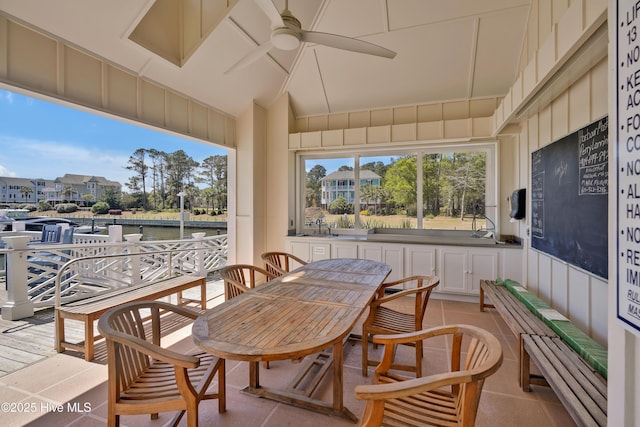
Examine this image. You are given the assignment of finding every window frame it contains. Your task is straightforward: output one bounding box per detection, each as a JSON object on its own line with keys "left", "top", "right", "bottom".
{"left": 296, "top": 141, "right": 498, "bottom": 235}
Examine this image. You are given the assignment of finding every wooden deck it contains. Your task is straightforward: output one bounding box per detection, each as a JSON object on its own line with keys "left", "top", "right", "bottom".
{"left": 0, "top": 276, "right": 225, "bottom": 376}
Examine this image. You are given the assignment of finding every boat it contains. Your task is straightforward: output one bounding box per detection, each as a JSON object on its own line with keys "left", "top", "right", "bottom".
{"left": 0, "top": 209, "right": 30, "bottom": 231}
{"left": 18, "top": 217, "right": 106, "bottom": 234}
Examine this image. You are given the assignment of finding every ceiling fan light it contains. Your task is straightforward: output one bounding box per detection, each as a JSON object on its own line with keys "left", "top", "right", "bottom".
{"left": 272, "top": 30, "right": 300, "bottom": 50}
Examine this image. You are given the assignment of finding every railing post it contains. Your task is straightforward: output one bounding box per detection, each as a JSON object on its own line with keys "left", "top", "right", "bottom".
{"left": 124, "top": 234, "right": 143, "bottom": 285}
{"left": 1, "top": 236, "right": 34, "bottom": 320}
{"left": 192, "top": 232, "right": 206, "bottom": 277}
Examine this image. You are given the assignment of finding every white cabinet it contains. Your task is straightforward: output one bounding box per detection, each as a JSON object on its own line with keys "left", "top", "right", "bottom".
{"left": 285, "top": 237, "right": 517, "bottom": 298}
{"left": 404, "top": 246, "right": 437, "bottom": 277}
{"left": 288, "top": 240, "right": 331, "bottom": 262}
{"left": 358, "top": 243, "right": 404, "bottom": 284}
{"left": 333, "top": 242, "right": 358, "bottom": 259}
{"left": 438, "top": 247, "right": 499, "bottom": 295}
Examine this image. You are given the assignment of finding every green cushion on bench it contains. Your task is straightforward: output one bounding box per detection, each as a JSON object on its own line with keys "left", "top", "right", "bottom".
{"left": 496, "top": 278, "right": 607, "bottom": 379}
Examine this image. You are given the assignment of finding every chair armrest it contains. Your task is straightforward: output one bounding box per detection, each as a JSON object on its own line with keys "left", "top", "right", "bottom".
{"left": 355, "top": 370, "right": 473, "bottom": 401}
{"left": 153, "top": 300, "right": 201, "bottom": 320}
{"left": 371, "top": 324, "right": 460, "bottom": 346}
{"left": 372, "top": 276, "right": 439, "bottom": 306}
{"left": 371, "top": 287, "right": 426, "bottom": 306}
{"left": 106, "top": 330, "right": 200, "bottom": 368}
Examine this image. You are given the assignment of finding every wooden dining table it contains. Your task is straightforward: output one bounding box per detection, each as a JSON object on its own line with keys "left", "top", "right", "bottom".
{"left": 192, "top": 258, "right": 391, "bottom": 422}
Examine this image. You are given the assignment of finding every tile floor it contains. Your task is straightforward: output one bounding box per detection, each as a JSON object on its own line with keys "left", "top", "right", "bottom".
{"left": 0, "top": 296, "right": 577, "bottom": 426}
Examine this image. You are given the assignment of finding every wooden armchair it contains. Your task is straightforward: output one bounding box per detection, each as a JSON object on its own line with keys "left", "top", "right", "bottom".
{"left": 97, "top": 301, "right": 225, "bottom": 427}
{"left": 219, "top": 264, "right": 276, "bottom": 368}
{"left": 261, "top": 251, "right": 307, "bottom": 277}
{"left": 219, "top": 264, "right": 276, "bottom": 300}
{"left": 362, "top": 275, "right": 439, "bottom": 377}
{"left": 355, "top": 324, "right": 503, "bottom": 427}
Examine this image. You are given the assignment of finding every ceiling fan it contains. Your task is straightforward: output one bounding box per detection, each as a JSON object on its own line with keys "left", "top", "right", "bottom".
{"left": 226, "top": 0, "right": 396, "bottom": 74}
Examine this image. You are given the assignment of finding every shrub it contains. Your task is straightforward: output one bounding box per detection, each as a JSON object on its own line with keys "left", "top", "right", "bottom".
{"left": 56, "top": 203, "right": 78, "bottom": 213}
{"left": 22, "top": 204, "right": 38, "bottom": 212}
{"left": 92, "top": 202, "right": 110, "bottom": 214}
{"left": 38, "top": 201, "right": 52, "bottom": 212}
{"left": 360, "top": 209, "right": 371, "bottom": 216}
{"left": 329, "top": 196, "right": 353, "bottom": 214}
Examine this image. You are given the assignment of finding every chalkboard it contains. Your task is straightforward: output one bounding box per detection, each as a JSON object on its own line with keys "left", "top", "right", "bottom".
{"left": 531, "top": 116, "right": 608, "bottom": 279}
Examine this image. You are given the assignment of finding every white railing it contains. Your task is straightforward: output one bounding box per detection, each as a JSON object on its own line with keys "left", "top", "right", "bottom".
{"left": 0, "top": 232, "right": 228, "bottom": 320}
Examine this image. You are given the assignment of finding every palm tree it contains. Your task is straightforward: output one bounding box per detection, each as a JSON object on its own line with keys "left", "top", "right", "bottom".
{"left": 19, "top": 186, "right": 33, "bottom": 203}
{"left": 61, "top": 185, "right": 75, "bottom": 202}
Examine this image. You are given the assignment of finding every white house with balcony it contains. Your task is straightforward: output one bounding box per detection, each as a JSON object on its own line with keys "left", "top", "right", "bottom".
{"left": 320, "top": 170, "right": 381, "bottom": 209}
{"left": 43, "top": 174, "right": 121, "bottom": 205}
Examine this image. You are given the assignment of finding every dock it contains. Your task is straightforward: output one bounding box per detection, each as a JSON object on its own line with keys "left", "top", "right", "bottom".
{"left": 0, "top": 276, "right": 225, "bottom": 376}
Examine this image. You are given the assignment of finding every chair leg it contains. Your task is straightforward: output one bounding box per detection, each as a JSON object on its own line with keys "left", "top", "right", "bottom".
{"left": 362, "top": 327, "right": 369, "bottom": 377}
{"left": 218, "top": 359, "right": 226, "bottom": 413}
{"left": 416, "top": 340, "right": 423, "bottom": 377}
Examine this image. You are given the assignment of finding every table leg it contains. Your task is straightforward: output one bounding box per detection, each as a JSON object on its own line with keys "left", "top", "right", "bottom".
{"left": 249, "top": 361, "right": 260, "bottom": 388}
{"left": 332, "top": 341, "right": 344, "bottom": 412}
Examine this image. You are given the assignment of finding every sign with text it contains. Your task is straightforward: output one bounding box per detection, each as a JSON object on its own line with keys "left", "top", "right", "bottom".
{"left": 617, "top": 0, "right": 640, "bottom": 333}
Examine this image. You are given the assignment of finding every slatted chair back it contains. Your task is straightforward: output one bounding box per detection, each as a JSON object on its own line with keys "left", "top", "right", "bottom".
{"left": 97, "top": 300, "right": 226, "bottom": 427}
{"left": 219, "top": 264, "right": 276, "bottom": 300}
{"left": 362, "top": 275, "right": 440, "bottom": 377}
{"left": 40, "top": 224, "right": 62, "bottom": 243}
{"left": 261, "top": 251, "right": 307, "bottom": 277}
{"left": 355, "top": 324, "right": 503, "bottom": 427}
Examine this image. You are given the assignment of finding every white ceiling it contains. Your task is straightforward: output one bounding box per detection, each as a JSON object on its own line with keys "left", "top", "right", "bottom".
{"left": 0, "top": 0, "right": 531, "bottom": 119}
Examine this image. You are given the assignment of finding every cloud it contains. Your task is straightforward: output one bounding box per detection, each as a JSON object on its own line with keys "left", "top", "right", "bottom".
{"left": 0, "top": 165, "right": 16, "bottom": 177}
{"left": 0, "top": 135, "right": 133, "bottom": 184}
{"left": 1, "top": 90, "right": 14, "bottom": 104}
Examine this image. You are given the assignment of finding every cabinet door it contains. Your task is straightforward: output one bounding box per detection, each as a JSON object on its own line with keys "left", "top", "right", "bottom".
{"left": 468, "top": 250, "right": 498, "bottom": 294}
{"left": 405, "top": 247, "right": 437, "bottom": 277}
{"left": 289, "top": 241, "right": 310, "bottom": 262}
{"left": 333, "top": 242, "right": 358, "bottom": 259}
{"left": 382, "top": 245, "right": 404, "bottom": 284}
{"left": 439, "top": 248, "right": 467, "bottom": 293}
{"left": 358, "top": 243, "right": 382, "bottom": 262}
{"left": 310, "top": 243, "right": 331, "bottom": 261}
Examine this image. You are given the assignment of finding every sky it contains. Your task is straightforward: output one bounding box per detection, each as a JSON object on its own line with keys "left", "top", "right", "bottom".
{"left": 0, "top": 89, "right": 227, "bottom": 187}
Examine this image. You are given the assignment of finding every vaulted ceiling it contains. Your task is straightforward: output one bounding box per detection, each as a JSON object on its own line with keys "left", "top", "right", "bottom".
{"left": 0, "top": 0, "right": 531, "bottom": 119}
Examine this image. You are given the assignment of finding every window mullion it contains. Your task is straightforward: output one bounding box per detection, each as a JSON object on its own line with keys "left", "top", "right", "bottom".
{"left": 417, "top": 153, "right": 423, "bottom": 229}
{"left": 354, "top": 155, "right": 360, "bottom": 229}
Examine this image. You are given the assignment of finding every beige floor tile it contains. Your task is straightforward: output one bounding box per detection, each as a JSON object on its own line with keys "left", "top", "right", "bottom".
{"left": 0, "top": 297, "right": 581, "bottom": 427}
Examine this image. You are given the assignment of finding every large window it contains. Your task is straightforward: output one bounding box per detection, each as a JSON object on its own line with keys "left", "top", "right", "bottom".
{"left": 299, "top": 143, "right": 496, "bottom": 233}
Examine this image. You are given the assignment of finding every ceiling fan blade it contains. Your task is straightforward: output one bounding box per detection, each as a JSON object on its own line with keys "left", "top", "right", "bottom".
{"left": 225, "top": 40, "right": 274, "bottom": 74}
{"left": 301, "top": 31, "right": 396, "bottom": 59}
{"left": 254, "top": 0, "right": 284, "bottom": 28}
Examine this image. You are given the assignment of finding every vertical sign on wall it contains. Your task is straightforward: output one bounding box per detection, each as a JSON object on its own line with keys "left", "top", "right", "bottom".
{"left": 617, "top": 0, "right": 640, "bottom": 332}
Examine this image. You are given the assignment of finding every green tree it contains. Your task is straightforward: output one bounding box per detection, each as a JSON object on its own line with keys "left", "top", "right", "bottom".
{"left": 126, "top": 148, "right": 149, "bottom": 209}
{"left": 448, "top": 152, "right": 486, "bottom": 220}
{"left": 383, "top": 156, "right": 417, "bottom": 211}
{"left": 166, "top": 150, "right": 199, "bottom": 207}
{"left": 305, "top": 165, "right": 326, "bottom": 208}
{"left": 100, "top": 186, "right": 122, "bottom": 210}
{"left": 61, "top": 185, "right": 75, "bottom": 202}
{"left": 200, "top": 155, "right": 227, "bottom": 210}
{"left": 360, "top": 160, "right": 388, "bottom": 179}
{"left": 81, "top": 193, "right": 95, "bottom": 205}
{"left": 19, "top": 186, "right": 33, "bottom": 202}
{"left": 329, "top": 196, "right": 352, "bottom": 214}
{"left": 148, "top": 149, "right": 167, "bottom": 209}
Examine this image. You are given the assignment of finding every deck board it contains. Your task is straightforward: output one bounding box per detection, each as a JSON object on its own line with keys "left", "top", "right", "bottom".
{"left": 0, "top": 276, "right": 225, "bottom": 376}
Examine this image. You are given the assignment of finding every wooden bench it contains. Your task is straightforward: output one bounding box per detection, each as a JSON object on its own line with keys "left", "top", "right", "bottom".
{"left": 521, "top": 334, "right": 607, "bottom": 426}
{"left": 55, "top": 275, "right": 206, "bottom": 361}
{"left": 480, "top": 279, "right": 557, "bottom": 338}
{"left": 480, "top": 279, "right": 607, "bottom": 427}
